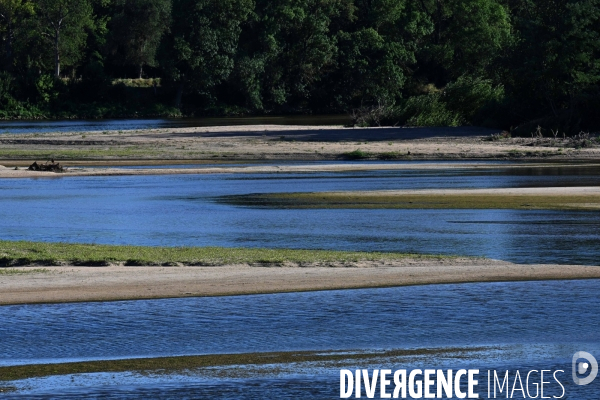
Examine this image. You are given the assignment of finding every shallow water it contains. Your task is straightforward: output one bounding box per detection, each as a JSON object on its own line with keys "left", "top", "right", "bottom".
{"left": 5, "top": 347, "right": 599, "bottom": 399}
{"left": 0, "top": 115, "right": 350, "bottom": 134}
{"left": 1, "top": 163, "right": 599, "bottom": 264}
{"left": 1, "top": 280, "right": 599, "bottom": 398}
{"left": 1, "top": 280, "right": 598, "bottom": 366}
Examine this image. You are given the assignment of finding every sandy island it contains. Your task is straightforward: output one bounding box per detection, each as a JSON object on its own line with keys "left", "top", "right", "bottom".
{"left": 1, "top": 259, "right": 599, "bottom": 305}
{"left": 1, "top": 162, "right": 600, "bottom": 179}
{"left": 1, "top": 125, "right": 599, "bottom": 169}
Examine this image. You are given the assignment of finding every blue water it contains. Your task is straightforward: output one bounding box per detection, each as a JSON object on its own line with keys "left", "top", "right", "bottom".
{"left": 1, "top": 163, "right": 599, "bottom": 397}
{"left": 1, "top": 280, "right": 599, "bottom": 398}
{"left": 2, "top": 280, "right": 599, "bottom": 365}
{"left": 1, "top": 164, "right": 599, "bottom": 264}
{"left": 0, "top": 115, "right": 350, "bottom": 134}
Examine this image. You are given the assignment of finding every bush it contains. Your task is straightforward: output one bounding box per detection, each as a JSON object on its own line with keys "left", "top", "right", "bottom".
{"left": 35, "top": 75, "right": 59, "bottom": 104}
{"left": 350, "top": 101, "right": 400, "bottom": 127}
{"left": 399, "top": 94, "right": 462, "bottom": 126}
{"left": 363, "top": 76, "right": 506, "bottom": 128}
{"left": 344, "top": 149, "right": 371, "bottom": 159}
{"left": 443, "top": 76, "right": 504, "bottom": 124}
{"left": 0, "top": 72, "right": 16, "bottom": 105}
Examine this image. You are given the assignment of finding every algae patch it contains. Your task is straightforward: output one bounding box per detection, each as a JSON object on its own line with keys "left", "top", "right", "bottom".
{"left": 0, "top": 347, "right": 488, "bottom": 382}
{"left": 222, "top": 191, "right": 600, "bottom": 211}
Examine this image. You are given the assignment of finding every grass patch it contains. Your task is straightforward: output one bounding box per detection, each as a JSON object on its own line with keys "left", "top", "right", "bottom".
{"left": 0, "top": 347, "right": 485, "bottom": 382}
{"left": 0, "top": 148, "right": 160, "bottom": 160}
{"left": 343, "top": 149, "right": 371, "bottom": 160}
{"left": 0, "top": 268, "right": 50, "bottom": 276}
{"left": 0, "top": 241, "right": 447, "bottom": 267}
{"left": 221, "top": 192, "right": 600, "bottom": 211}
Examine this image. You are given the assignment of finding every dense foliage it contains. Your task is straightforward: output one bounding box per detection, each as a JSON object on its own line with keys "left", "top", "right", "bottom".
{"left": 0, "top": 0, "right": 598, "bottom": 133}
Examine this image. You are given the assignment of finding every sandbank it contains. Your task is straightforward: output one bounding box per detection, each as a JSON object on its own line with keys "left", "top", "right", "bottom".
{"left": 1, "top": 125, "right": 599, "bottom": 166}
{"left": 1, "top": 162, "right": 600, "bottom": 179}
{"left": 1, "top": 259, "right": 599, "bottom": 305}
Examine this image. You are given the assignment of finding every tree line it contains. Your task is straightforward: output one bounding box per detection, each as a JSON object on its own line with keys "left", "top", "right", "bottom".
{"left": 0, "top": 0, "right": 599, "bottom": 134}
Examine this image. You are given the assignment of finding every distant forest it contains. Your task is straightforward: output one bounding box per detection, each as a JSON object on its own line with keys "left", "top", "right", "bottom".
{"left": 0, "top": 0, "right": 599, "bottom": 134}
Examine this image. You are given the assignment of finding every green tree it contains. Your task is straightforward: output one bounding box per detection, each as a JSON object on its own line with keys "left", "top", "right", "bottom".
{"left": 415, "top": 0, "right": 511, "bottom": 83}
{"left": 163, "top": 0, "right": 254, "bottom": 107}
{"left": 0, "top": 0, "right": 34, "bottom": 72}
{"left": 35, "top": 0, "right": 94, "bottom": 77}
{"left": 110, "top": 0, "right": 171, "bottom": 78}
{"left": 233, "top": 0, "right": 353, "bottom": 110}
{"left": 504, "top": 0, "right": 600, "bottom": 131}
{"left": 333, "top": 0, "right": 432, "bottom": 105}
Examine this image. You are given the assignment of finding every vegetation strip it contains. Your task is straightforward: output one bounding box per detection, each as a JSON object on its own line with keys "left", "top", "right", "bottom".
{"left": 223, "top": 192, "right": 600, "bottom": 211}
{"left": 0, "top": 347, "right": 485, "bottom": 382}
{"left": 0, "top": 268, "right": 50, "bottom": 276}
{"left": 0, "top": 241, "right": 448, "bottom": 267}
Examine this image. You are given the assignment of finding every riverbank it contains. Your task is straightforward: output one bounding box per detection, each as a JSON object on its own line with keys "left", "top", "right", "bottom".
{"left": 2, "top": 161, "right": 600, "bottom": 179}
{"left": 1, "top": 125, "right": 599, "bottom": 165}
{"left": 223, "top": 186, "right": 600, "bottom": 210}
{"left": 2, "top": 260, "right": 599, "bottom": 305}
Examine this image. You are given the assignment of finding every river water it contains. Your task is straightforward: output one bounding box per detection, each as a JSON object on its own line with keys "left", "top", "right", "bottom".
{"left": 1, "top": 161, "right": 599, "bottom": 398}
{"left": 0, "top": 115, "right": 350, "bottom": 134}
{"left": 1, "top": 163, "right": 599, "bottom": 264}
{"left": 1, "top": 280, "right": 599, "bottom": 398}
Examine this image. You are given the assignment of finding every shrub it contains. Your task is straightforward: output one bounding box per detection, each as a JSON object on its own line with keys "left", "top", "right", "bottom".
{"left": 399, "top": 94, "right": 462, "bottom": 126}
{"left": 443, "top": 76, "right": 504, "bottom": 123}
{"left": 350, "top": 101, "right": 400, "bottom": 127}
{"left": 344, "top": 149, "right": 371, "bottom": 159}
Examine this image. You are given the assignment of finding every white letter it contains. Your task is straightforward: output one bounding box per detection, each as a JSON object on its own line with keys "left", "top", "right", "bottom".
{"left": 393, "top": 370, "right": 407, "bottom": 399}
{"left": 424, "top": 369, "right": 435, "bottom": 398}
{"left": 526, "top": 370, "right": 539, "bottom": 398}
{"left": 553, "top": 370, "right": 565, "bottom": 399}
{"left": 409, "top": 369, "right": 423, "bottom": 398}
{"left": 438, "top": 369, "right": 453, "bottom": 398}
{"left": 340, "top": 370, "right": 353, "bottom": 398}
{"left": 511, "top": 371, "right": 525, "bottom": 398}
{"left": 493, "top": 370, "right": 508, "bottom": 398}
{"left": 381, "top": 369, "right": 391, "bottom": 398}
{"left": 468, "top": 369, "right": 479, "bottom": 398}
{"left": 455, "top": 369, "right": 467, "bottom": 398}
{"left": 363, "top": 369, "right": 379, "bottom": 398}
{"left": 540, "top": 370, "right": 550, "bottom": 398}
{"left": 356, "top": 370, "right": 362, "bottom": 398}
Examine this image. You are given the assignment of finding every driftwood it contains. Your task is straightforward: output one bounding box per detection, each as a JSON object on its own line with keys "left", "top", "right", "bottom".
{"left": 28, "top": 160, "right": 64, "bottom": 172}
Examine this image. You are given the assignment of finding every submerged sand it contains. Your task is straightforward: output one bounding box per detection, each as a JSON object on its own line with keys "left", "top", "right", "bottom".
{"left": 1, "top": 259, "right": 599, "bottom": 305}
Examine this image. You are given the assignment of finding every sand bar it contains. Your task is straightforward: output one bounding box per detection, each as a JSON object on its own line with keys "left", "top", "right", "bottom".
{"left": 1, "top": 125, "right": 599, "bottom": 164}
{"left": 1, "top": 260, "right": 599, "bottom": 305}
{"left": 306, "top": 186, "right": 600, "bottom": 196}
{"left": 2, "top": 162, "right": 600, "bottom": 179}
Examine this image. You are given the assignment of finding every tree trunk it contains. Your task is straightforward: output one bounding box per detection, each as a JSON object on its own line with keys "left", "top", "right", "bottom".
{"left": 139, "top": 65, "right": 143, "bottom": 79}
{"left": 5, "top": 20, "right": 13, "bottom": 73}
{"left": 175, "top": 82, "right": 184, "bottom": 108}
{"left": 54, "top": 30, "right": 60, "bottom": 78}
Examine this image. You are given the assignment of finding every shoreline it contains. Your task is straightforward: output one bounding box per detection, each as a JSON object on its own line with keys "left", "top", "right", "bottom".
{"left": 1, "top": 260, "right": 599, "bottom": 306}
{"left": 2, "top": 161, "right": 600, "bottom": 179}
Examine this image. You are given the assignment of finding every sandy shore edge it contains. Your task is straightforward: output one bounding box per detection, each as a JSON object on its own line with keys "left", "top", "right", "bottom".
{"left": 1, "top": 260, "right": 598, "bottom": 305}
{"left": 2, "top": 162, "right": 600, "bottom": 179}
